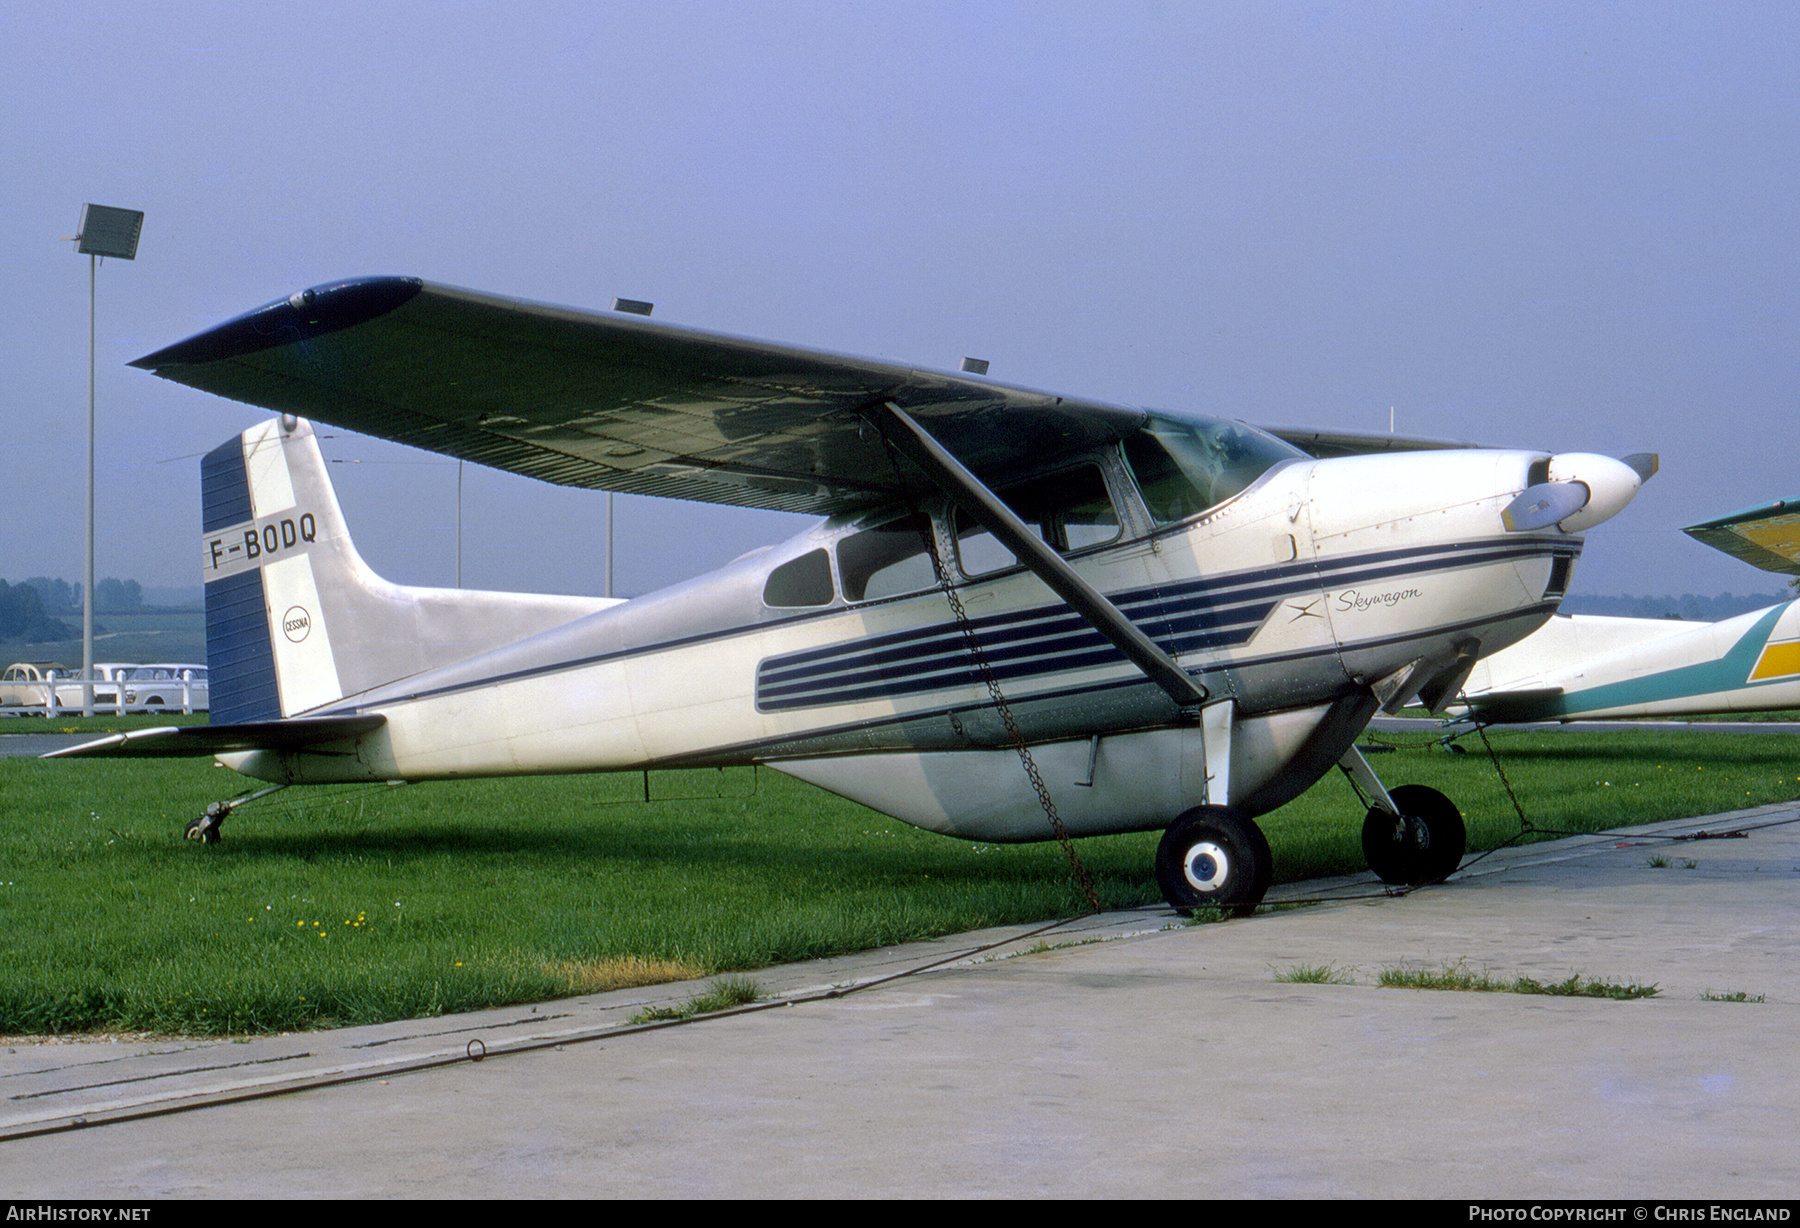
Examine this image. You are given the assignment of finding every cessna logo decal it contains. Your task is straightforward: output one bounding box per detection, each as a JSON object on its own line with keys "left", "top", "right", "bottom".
{"left": 283, "top": 606, "right": 312, "bottom": 642}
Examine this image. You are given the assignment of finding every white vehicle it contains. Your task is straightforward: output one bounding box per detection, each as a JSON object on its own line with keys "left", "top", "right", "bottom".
{"left": 55, "top": 276, "right": 1652, "bottom": 914}
{"left": 93, "top": 663, "right": 134, "bottom": 701}
{"left": 121, "top": 664, "right": 210, "bottom": 713}
{"left": 1, "top": 661, "right": 124, "bottom": 711}
{"left": 1, "top": 662, "right": 66, "bottom": 708}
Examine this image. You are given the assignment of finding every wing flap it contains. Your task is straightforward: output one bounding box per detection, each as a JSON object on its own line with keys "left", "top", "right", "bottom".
{"left": 133, "top": 278, "right": 1143, "bottom": 515}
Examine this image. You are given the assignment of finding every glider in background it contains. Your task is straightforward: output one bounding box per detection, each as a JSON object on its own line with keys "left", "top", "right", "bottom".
{"left": 1462, "top": 498, "right": 1800, "bottom": 723}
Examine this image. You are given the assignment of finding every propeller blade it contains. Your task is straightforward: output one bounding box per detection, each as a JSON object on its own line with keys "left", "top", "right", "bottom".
{"left": 1502, "top": 481, "right": 1590, "bottom": 532}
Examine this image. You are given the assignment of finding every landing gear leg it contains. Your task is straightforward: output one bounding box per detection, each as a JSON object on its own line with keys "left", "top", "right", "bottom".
{"left": 1339, "top": 749, "right": 1466, "bottom": 885}
{"left": 186, "top": 784, "right": 287, "bottom": 845}
{"left": 1155, "top": 805, "right": 1273, "bottom": 917}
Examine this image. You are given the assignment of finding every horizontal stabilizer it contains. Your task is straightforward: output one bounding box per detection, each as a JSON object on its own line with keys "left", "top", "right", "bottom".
{"left": 43, "top": 714, "right": 386, "bottom": 760}
{"left": 1461, "top": 687, "right": 1566, "bottom": 722}
{"left": 1685, "top": 498, "right": 1800, "bottom": 576}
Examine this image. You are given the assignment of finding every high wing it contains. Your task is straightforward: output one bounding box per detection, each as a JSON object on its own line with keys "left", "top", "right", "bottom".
{"left": 131, "top": 277, "right": 1145, "bottom": 515}
{"left": 1684, "top": 498, "right": 1800, "bottom": 576}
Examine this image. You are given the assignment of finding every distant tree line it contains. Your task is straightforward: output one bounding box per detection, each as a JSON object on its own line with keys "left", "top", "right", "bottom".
{"left": 1559, "top": 591, "right": 1793, "bottom": 621}
{"left": 0, "top": 580, "right": 73, "bottom": 643}
{"left": 0, "top": 576, "right": 154, "bottom": 643}
{"left": 12, "top": 577, "right": 143, "bottom": 616}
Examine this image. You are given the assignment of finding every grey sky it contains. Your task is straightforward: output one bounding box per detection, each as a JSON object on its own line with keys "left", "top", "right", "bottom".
{"left": 5, "top": 2, "right": 1796, "bottom": 599}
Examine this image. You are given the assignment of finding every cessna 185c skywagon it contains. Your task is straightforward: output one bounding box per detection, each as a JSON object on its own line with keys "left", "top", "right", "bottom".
{"left": 54, "top": 277, "right": 1654, "bottom": 914}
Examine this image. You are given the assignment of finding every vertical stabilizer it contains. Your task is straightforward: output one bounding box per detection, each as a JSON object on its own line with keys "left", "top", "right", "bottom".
{"left": 202, "top": 419, "right": 357, "bottom": 722}
{"left": 201, "top": 417, "right": 617, "bottom": 723}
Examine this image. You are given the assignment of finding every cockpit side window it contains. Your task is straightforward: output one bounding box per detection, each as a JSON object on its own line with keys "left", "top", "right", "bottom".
{"left": 1123, "top": 415, "right": 1303, "bottom": 524}
{"left": 838, "top": 513, "right": 939, "bottom": 602}
{"left": 953, "top": 464, "right": 1122, "bottom": 577}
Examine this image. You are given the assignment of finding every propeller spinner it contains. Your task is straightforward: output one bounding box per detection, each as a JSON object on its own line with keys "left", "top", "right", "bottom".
{"left": 1503, "top": 452, "right": 1657, "bottom": 533}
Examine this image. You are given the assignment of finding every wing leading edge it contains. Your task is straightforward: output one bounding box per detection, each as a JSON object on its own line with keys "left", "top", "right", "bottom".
{"left": 132, "top": 277, "right": 1145, "bottom": 516}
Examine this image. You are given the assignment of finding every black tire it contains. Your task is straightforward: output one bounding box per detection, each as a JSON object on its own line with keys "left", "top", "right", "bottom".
{"left": 1155, "top": 805, "right": 1273, "bottom": 917}
{"left": 1361, "top": 784, "right": 1466, "bottom": 885}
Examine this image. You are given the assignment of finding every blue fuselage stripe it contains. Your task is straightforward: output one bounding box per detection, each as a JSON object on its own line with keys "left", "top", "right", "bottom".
{"left": 754, "top": 536, "right": 1572, "bottom": 711}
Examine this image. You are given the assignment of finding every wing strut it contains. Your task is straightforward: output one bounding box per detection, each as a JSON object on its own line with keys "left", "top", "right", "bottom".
{"left": 872, "top": 400, "right": 1209, "bottom": 712}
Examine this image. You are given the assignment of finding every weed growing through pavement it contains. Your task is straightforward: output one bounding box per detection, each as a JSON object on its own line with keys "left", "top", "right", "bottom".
{"left": 1273, "top": 963, "right": 1355, "bottom": 985}
{"left": 1377, "top": 962, "right": 1658, "bottom": 999}
{"left": 629, "top": 977, "right": 763, "bottom": 1024}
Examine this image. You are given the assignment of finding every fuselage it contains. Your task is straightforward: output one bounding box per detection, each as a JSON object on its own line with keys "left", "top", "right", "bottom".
{"left": 224, "top": 413, "right": 1579, "bottom": 842}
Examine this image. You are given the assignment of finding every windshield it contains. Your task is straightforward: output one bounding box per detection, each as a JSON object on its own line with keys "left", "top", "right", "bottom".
{"left": 1123, "top": 413, "right": 1304, "bottom": 523}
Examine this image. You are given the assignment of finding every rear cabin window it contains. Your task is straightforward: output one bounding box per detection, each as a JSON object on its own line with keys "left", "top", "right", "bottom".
{"left": 1123, "top": 414, "right": 1304, "bottom": 524}
{"left": 838, "top": 514, "right": 940, "bottom": 602}
{"left": 762, "top": 549, "right": 834, "bottom": 608}
{"left": 954, "top": 465, "right": 1122, "bottom": 577}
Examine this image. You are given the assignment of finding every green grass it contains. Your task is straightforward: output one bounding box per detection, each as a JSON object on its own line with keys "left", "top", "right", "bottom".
{"left": 0, "top": 714, "right": 211, "bottom": 733}
{"left": 3, "top": 727, "right": 1795, "bottom": 1036}
{"left": 0, "top": 759, "right": 1164, "bottom": 1035}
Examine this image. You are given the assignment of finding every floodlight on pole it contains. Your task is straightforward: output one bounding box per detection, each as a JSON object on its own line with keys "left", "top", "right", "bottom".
{"left": 77, "top": 205, "right": 144, "bottom": 260}
{"left": 72, "top": 203, "right": 144, "bottom": 715}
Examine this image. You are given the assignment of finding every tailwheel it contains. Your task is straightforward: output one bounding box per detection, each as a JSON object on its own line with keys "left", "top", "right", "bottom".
{"left": 183, "top": 786, "right": 285, "bottom": 846}
{"left": 1155, "top": 805, "right": 1273, "bottom": 918}
{"left": 1361, "top": 784, "right": 1466, "bottom": 886}
{"left": 185, "top": 800, "right": 231, "bottom": 845}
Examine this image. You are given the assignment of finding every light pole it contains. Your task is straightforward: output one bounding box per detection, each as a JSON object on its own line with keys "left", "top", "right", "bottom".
{"left": 72, "top": 204, "right": 144, "bottom": 715}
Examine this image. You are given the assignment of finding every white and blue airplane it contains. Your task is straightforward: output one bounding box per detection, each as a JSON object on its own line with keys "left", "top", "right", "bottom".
{"left": 54, "top": 277, "right": 1653, "bottom": 913}
{"left": 1460, "top": 498, "right": 1800, "bottom": 722}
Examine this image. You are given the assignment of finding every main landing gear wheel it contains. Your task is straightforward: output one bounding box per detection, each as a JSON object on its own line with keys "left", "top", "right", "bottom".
{"left": 1361, "top": 784, "right": 1466, "bottom": 886}
{"left": 1155, "top": 805, "right": 1273, "bottom": 918}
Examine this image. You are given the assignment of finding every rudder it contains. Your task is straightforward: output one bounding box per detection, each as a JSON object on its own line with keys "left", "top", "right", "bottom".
{"left": 201, "top": 418, "right": 352, "bottom": 722}
{"left": 201, "top": 416, "right": 619, "bottom": 724}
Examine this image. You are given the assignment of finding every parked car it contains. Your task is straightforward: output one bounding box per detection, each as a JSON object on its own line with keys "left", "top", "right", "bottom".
{"left": 0, "top": 661, "right": 124, "bottom": 710}
{"left": 121, "top": 664, "right": 209, "bottom": 713}
{"left": 0, "top": 662, "right": 64, "bottom": 707}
